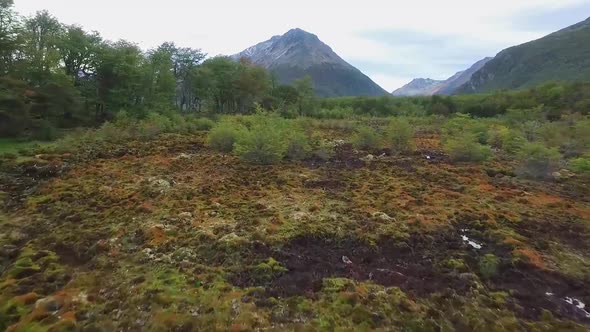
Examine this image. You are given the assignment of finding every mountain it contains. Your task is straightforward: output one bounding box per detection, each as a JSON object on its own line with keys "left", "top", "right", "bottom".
{"left": 458, "top": 17, "right": 590, "bottom": 94}
{"left": 391, "top": 57, "right": 492, "bottom": 96}
{"left": 232, "top": 28, "right": 388, "bottom": 98}
{"left": 433, "top": 57, "right": 492, "bottom": 95}
{"left": 391, "top": 78, "right": 444, "bottom": 96}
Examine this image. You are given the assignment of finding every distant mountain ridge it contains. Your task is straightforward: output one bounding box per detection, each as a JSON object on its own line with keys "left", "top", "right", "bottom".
{"left": 391, "top": 78, "right": 444, "bottom": 96}
{"left": 433, "top": 57, "right": 492, "bottom": 95}
{"left": 232, "top": 28, "right": 388, "bottom": 97}
{"left": 391, "top": 57, "right": 492, "bottom": 96}
{"left": 458, "top": 17, "right": 590, "bottom": 94}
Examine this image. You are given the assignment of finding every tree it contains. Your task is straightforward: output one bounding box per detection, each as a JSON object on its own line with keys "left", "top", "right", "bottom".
{"left": 234, "top": 58, "right": 270, "bottom": 113}
{"left": 172, "top": 46, "right": 206, "bottom": 111}
{"left": 57, "top": 25, "right": 102, "bottom": 81}
{"left": 201, "top": 56, "right": 238, "bottom": 113}
{"left": 293, "top": 75, "right": 315, "bottom": 116}
{"left": 0, "top": 0, "right": 20, "bottom": 75}
{"left": 95, "top": 40, "right": 144, "bottom": 119}
{"left": 144, "top": 43, "right": 176, "bottom": 107}
{"left": 22, "top": 10, "right": 63, "bottom": 85}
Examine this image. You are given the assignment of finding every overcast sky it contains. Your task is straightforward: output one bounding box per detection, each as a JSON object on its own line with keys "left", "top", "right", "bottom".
{"left": 14, "top": 0, "right": 590, "bottom": 91}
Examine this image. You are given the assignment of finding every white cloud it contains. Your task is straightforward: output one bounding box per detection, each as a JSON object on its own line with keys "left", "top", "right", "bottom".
{"left": 13, "top": 0, "right": 590, "bottom": 91}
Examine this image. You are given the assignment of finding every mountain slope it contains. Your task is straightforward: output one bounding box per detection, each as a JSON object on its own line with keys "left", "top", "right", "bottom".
{"left": 232, "top": 28, "right": 388, "bottom": 97}
{"left": 391, "top": 78, "right": 444, "bottom": 96}
{"left": 391, "top": 57, "right": 492, "bottom": 96}
{"left": 458, "top": 17, "right": 590, "bottom": 94}
{"left": 433, "top": 57, "right": 492, "bottom": 95}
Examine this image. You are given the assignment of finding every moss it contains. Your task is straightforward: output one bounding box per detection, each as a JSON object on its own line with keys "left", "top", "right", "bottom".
{"left": 442, "top": 258, "right": 468, "bottom": 272}
{"left": 1, "top": 119, "right": 590, "bottom": 330}
{"left": 478, "top": 254, "right": 499, "bottom": 280}
{"left": 321, "top": 278, "right": 355, "bottom": 293}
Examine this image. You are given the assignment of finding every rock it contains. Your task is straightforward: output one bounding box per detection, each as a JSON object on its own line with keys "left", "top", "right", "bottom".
{"left": 174, "top": 153, "right": 192, "bottom": 160}
{"left": 360, "top": 154, "right": 375, "bottom": 162}
{"left": 332, "top": 140, "right": 346, "bottom": 147}
{"left": 342, "top": 256, "right": 353, "bottom": 264}
{"left": 146, "top": 177, "right": 171, "bottom": 195}
{"left": 148, "top": 178, "right": 171, "bottom": 189}
{"left": 552, "top": 171, "right": 562, "bottom": 180}
{"left": 372, "top": 211, "right": 394, "bottom": 222}
{"left": 35, "top": 296, "right": 62, "bottom": 312}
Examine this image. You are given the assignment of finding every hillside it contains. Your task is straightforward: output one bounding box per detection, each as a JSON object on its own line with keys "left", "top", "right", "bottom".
{"left": 391, "top": 78, "right": 444, "bottom": 96}
{"left": 459, "top": 17, "right": 590, "bottom": 93}
{"left": 434, "top": 57, "right": 492, "bottom": 95}
{"left": 391, "top": 58, "right": 491, "bottom": 96}
{"left": 232, "top": 28, "right": 388, "bottom": 97}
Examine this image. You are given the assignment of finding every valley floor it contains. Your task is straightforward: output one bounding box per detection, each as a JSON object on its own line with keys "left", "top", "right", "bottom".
{"left": 1, "top": 131, "right": 590, "bottom": 331}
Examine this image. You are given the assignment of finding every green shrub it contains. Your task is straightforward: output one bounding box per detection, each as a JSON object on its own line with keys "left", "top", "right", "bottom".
{"left": 479, "top": 254, "right": 499, "bottom": 280}
{"left": 385, "top": 118, "right": 414, "bottom": 153}
{"left": 208, "top": 123, "right": 243, "bottom": 153}
{"left": 99, "top": 122, "right": 134, "bottom": 143}
{"left": 234, "top": 122, "right": 287, "bottom": 165}
{"left": 285, "top": 131, "right": 311, "bottom": 161}
{"left": 444, "top": 135, "right": 492, "bottom": 162}
{"left": 488, "top": 125, "right": 509, "bottom": 149}
{"left": 353, "top": 126, "right": 380, "bottom": 151}
{"left": 33, "top": 120, "right": 59, "bottom": 141}
{"left": 442, "top": 114, "right": 490, "bottom": 144}
{"left": 190, "top": 118, "right": 215, "bottom": 131}
{"left": 570, "top": 157, "right": 590, "bottom": 173}
{"left": 516, "top": 143, "right": 561, "bottom": 179}
{"left": 502, "top": 130, "right": 527, "bottom": 155}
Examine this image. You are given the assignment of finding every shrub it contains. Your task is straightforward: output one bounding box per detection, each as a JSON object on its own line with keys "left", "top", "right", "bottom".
{"left": 33, "top": 120, "right": 59, "bottom": 141}
{"left": 353, "top": 126, "right": 380, "bottom": 151}
{"left": 502, "top": 130, "right": 527, "bottom": 155}
{"left": 190, "top": 118, "right": 215, "bottom": 131}
{"left": 479, "top": 254, "right": 499, "bottom": 280}
{"left": 516, "top": 143, "right": 561, "bottom": 179}
{"left": 488, "top": 125, "right": 510, "bottom": 149}
{"left": 442, "top": 114, "right": 491, "bottom": 144}
{"left": 570, "top": 157, "right": 590, "bottom": 173}
{"left": 208, "top": 123, "right": 243, "bottom": 153}
{"left": 234, "top": 122, "right": 287, "bottom": 164}
{"left": 444, "top": 135, "right": 492, "bottom": 162}
{"left": 285, "top": 131, "right": 311, "bottom": 161}
{"left": 99, "top": 122, "right": 133, "bottom": 143}
{"left": 385, "top": 118, "right": 414, "bottom": 153}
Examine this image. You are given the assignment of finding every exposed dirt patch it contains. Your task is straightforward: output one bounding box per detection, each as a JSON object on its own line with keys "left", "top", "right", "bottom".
{"left": 230, "top": 232, "right": 473, "bottom": 298}
{"left": 494, "top": 266, "right": 590, "bottom": 324}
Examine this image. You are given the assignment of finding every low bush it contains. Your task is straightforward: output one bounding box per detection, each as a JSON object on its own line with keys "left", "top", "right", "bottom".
{"left": 570, "top": 157, "right": 590, "bottom": 173}
{"left": 207, "top": 123, "right": 243, "bottom": 153}
{"left": 444, "top": 135, "right": 492, "bottom": 162}
{"left": 187, "top": 117, "right": 215, "bottom": 132}
{"left": 353, "top": 126, "right": 381, "bottom": 151}
{"left": 385, "top": 118, "right": 414, "bottom": 153}
{"left": 285, "top": 131, "right": 312, "bottom": 161}
{"left": 516, "top": 142, "right": 561, "bottom": 179}
{"left": 479, "top": 254, "right": 499, "bottom": 280}
{"left": 33, "top": 120, "right": 59, "bottom": 141}
{"left": 234, "top": 117, "right": 288, "bottom": 164}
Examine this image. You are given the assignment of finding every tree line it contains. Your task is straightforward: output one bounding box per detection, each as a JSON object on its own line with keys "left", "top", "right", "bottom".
{"left": 0, "top": 1, "right": 316, "bottom": 138}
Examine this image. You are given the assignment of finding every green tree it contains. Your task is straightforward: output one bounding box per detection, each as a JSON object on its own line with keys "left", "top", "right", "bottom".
{"left": 57, "top": 25, "right": 102, "bottom": 81}
{"left": 0, "top": 0, "right": 20, "bottom": 75}
{"left": 22, "top": 10, "right": 63, "bottom": 84}
{"left": 294, "top": 75, "right": 315, "bottom": 116}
